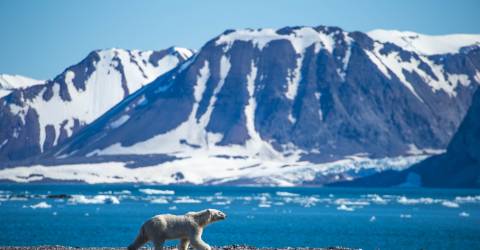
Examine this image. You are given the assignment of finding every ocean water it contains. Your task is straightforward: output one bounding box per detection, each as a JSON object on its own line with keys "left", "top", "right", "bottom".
{"left": 0, "top": 185, "right": 479, "bottom": 250}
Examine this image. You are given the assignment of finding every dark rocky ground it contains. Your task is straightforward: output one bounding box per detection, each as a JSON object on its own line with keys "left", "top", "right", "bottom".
{"left": 0, "top": 245, "right": 356, "bottom": 250}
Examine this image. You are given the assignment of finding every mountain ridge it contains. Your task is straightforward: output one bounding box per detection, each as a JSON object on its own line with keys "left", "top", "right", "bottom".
{"left": 0, "top": 74, "right": 44, "bottom": 98}
{"left": 1, "top": 25, "right": 479, "bottom": 186}
{"left": 0, "top": 47, "right": 193, "bottom": 162}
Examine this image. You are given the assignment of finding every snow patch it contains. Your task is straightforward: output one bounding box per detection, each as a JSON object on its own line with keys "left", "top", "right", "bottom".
{"left": 368, "top": 29, "right": 480, "bottom": 55}
{"left": 109, "top": 115, "right": 130, "bottom": 129}
{"left": 0, "top": 74, "right": 44, "bottom": 98}
{"left": 365, "top": 41, "right": 472, "bottom": 98}
{"left": 216, "top": 27, "right": 337, "bottom": 54}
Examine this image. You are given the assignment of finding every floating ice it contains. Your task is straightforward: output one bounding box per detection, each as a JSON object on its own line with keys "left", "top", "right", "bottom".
{"left": 212, "top": 201, "right": 231, "bottom": 206}
{"left": 258, "top": 203, "right": 271, "bottom": 208}
{"left": 297, "top": 196, "right": 321, "bottom": 207}
{"left": 276, "top": 191, "right": 300, "bottom": 197}
{"left": 336, "top": 204, "right": 354, "bottom": 212}
{"left": 397, "top": 196, "right": 437, "bottom": 205}
{"left": 9, "top": 197, "right": 28, "bottom": 201}
{"left": 69, "top": 195, "right": 120, "bottom": 205}
{"left": 150, "top": 198, "right": 169, "bottom": 204}
{"left": 139, "top": 189, "right": 175, "bottom": 195}
{"left": 400, "top": 214, "right": 412, "bottom": 219}
{"left": 364, "top": 194, "right": 389, "bottom": 205}
{"left": 441, "top": 201, "right": 460, "bottom": 208}
{"left": 454, "top": 195, "right": 480, "bottom": 204}
{"left": 173, "top": 197, "right": 201, "bottom": 204}
{"left": 335, "top": 198, "right": 370, "bottom": 207}
{"left": 100, "top": 190, "right": 132, "bottom": 195}
{"left": 30, "top": 202, "right": 51, "bottom": 209}
{"left": 459, "top": 211, "right": 470, "bottom": 217}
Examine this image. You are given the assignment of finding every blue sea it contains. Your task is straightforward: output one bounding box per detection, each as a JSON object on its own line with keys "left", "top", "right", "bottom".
{"left": 0, "top": 185, "right": 479, "bottom": 250}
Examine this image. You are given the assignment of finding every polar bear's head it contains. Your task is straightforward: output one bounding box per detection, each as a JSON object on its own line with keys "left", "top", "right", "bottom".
{"left": 207, "top": 209, "right": 227, "bottom": 222}
{"left": 187, "top": 209, "right": 227, "bottom": 226}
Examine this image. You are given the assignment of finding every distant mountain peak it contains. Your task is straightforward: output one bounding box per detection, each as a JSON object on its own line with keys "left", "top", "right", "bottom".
{"left": 0, "top": 46, "right": 193, "bottom": 161}
{"left": 368, "top": 29, "right": 480, "bottom": 55}
{"left": 215, "top": 26, "right": 351, "bottom": 54}
{"left": 0, "top": 74, "right": 44, "bottom": 98}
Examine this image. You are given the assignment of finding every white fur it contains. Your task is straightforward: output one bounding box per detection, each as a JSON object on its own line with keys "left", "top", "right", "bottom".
{"left": 128, "top": 209, "right": 227, "bottom": 250}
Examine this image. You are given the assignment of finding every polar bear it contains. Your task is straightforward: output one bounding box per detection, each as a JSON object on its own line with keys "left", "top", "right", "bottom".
{"left": 128, "top": 209, "right": 227, "bottom": 250}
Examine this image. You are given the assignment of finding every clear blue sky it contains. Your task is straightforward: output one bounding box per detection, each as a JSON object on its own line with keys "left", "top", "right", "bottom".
{"left": 1, "top": 0, "right": 479, "bottom": 80}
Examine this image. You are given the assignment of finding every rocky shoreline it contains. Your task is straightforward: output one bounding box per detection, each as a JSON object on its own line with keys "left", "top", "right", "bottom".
{"left": 0, "top": 245, "right": 356, "bottom": 250}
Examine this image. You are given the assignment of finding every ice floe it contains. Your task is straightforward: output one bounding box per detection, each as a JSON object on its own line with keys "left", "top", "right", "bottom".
{"left": 276, "top": 191, "right": 300, "bottom": 197}
{"left": 397, "top": 196, "right": 437, "bottom": 205}
{"left": 459, "top": 212, "right": 470, "bottom": 217}
{"left": 139, "top": 189, "right": 175, "bottom": 195}
{"left": 336, "top": 204, "right": 355, "bottom": 212}
{"left": 454, "top": 195, "right": 480, "bottom": 203}
{"left": 400, "top": 214, "right": 412, "bottom": 219}
{"left": 68, "top": 195, "right": 120, "bottom": 205}
{"left": 30, "top": 202, "right": 51, "bottom": 209}
{"left": 150, "top": 198, "right": 169, "bottom": 204}
{"left": 441, "top": 201, "right": 460, "bottom": 208}
{"left": 173, "top": 197, "right": 201, "bottom": 204}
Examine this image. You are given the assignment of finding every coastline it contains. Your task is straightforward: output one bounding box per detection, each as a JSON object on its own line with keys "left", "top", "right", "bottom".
{"left": 0, "top": 245, "right": 356, "bottom": 250}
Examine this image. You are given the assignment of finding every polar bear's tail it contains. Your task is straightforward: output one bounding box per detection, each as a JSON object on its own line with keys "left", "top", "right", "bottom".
{"left": 128, "top": 224, "right": 148, "bottom": 250}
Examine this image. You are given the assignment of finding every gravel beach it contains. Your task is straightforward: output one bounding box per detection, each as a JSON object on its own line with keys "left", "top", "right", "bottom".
{"left": 0, "top": 245, "right": 356, "bottom": 250}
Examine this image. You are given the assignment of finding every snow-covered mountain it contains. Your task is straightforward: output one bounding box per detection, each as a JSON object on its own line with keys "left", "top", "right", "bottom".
{"left": 1, "top": 26, "right": 480, "bottom": 186}
{"left": 0, "top": 47, "right": 193, "bottom": 161}
{"left": 0, "top": 74, "right": 44, "bottom": 98}
{"left": 334, "top": 88, "right": 480, "bottom": 188}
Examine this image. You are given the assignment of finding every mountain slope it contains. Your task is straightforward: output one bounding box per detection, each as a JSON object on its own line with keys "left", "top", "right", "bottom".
{"left": 54, "top": 26, "right": 480, "bottom": 158}
{"left": 1, "top": 26, "right": 480, "bottom": 185}
{"left": 332, "top": 88, "right": 480, "bottom": 188}
{"left": 0, "top": 74, "right": 44, "bottom": 98}
{"left": 0, "top": 47, "right": 193, "bottom": 162}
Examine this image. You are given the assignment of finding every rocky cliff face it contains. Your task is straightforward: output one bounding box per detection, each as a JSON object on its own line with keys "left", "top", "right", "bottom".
{"left": 410, "top": 86, "right": 480, "bottom": 188}
{"left": 0, "top": 47, "right": 193, "bottom": 162}
{"left": 334, "top": 88, "right": 480, "bottom": 188}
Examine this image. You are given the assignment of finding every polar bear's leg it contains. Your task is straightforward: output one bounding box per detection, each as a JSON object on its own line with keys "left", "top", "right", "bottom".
{"left": 190, "top": 236, "right": 211, "bottom": 250}
{"left": 128, "top": 226, "right": 149, "bottom": 250}
{"left": 152, "top": 239, "right": 165, "bottom": 250}
{"left": 179, "top": 239, "right": 190, "bottom": 250}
